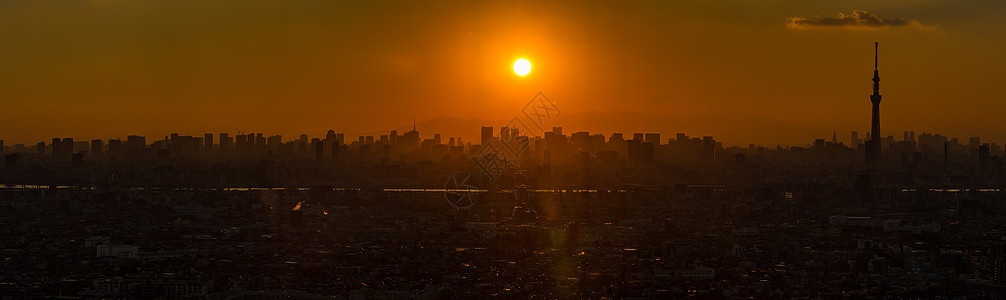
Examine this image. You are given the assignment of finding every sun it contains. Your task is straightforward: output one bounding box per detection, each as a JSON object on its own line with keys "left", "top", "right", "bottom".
{"left": 513, "top": 58, "right": 532, "bottom": 76}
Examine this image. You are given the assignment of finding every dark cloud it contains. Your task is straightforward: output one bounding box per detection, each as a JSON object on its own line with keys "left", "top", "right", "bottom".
{"left": 787, "top": 10, "right": 930, "bottom": 30}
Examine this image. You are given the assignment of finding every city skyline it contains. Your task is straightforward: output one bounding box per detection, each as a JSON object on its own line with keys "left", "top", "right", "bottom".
{"left": 8, "top": 2, "right": 1006, "bottom": 298}
{"left": 0, "top": 41, "right": 989, "bottom": 153}
{"left": 0, "top": 124, "right": 998, "bottom": 153}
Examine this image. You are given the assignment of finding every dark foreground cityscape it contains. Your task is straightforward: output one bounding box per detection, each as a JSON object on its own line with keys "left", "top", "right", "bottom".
{"left": 5, "top": 117, "right": 1006, "bottom": 298}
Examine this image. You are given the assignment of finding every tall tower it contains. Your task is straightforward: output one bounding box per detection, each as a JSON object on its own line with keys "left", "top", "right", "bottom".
{"left": 866, "top": 42, "right": 883, "bottom": 164}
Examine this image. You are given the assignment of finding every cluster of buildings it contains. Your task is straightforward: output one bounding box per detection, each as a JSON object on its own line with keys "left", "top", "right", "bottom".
{"left": 5, "top": 43, "right": 1006, "bottom": 298}
{"left": 4, "top": 175, "right": 1006, "bottom": 298}
{"left": 3, "top": 121, "right": 1006, "bottom": 190}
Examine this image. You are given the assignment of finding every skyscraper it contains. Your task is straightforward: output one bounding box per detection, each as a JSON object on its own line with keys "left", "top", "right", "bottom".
{"left": 91, "top": 139, "right": 103, "bottom": 157}
{"left": 315, "top": 140, "right": 324, "bottom": 161}
{"left": 51, "top": 138, "right": 60, "bottom": 157}
{"left": 866, "top": 42, "right": 883, "bottom": 164}
{"left": 219, "top": 133, "right": 231, "bottom": 154}
{"left": 235, "top": 134, "right": 247, "bottom": 154}
{"left": 481, "top": 126, "right": 493, "bottom": 145}
{"left": 127, "top": 135, "right": 145, "bottom": 152}
{"left": 204, "top": 133, "right": 214, "bottom": 153}
{"left": 108, "top": 139, "right": 121, "bottom": 156}
{"left": 644, "top": 133, "right": 661, "bottom": 145}
{"left": 400, "top": 122, "right": 420, "bottom": 154}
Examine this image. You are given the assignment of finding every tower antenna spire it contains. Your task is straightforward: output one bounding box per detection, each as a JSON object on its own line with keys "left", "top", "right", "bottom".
{"left": 867, "top": 42, "right": 883, "bottom": 165}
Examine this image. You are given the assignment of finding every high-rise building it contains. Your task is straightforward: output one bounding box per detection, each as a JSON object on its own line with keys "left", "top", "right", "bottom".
{"left": 866, "top": 42, "right": 883, "bottom": 164}
{"left": 481, "top": 126, "right": 493, "bottom": 145}
{"left": 193, "top": 137, "right": 203, "bottom": 156}
{"left": 331, "top": 142, "right": 340, "bottom": 162}
{"left": 51, "top": 138, "right": 61, "bottom": 157}
{"left": 235, "top": 134, "right": 247, "bottom": 154}
{"left": 969, "top": 137, "right": 981, "bottom": 149}
{"left": 219, "top": 133, "right": 231, "bottom": 154}
{"left": 204, "top": 134, "right": 214, "bottom": 153}
{"left": 315, "top": 140, "right": 324, "bottom": 161}
{"left": 108, "top": 139, "right": 121, "bottom": 156}
{"left": 701, "top": 136, "right": 716, "bottom": 162}
{"left": 91, "top": 139, "right": 103, "bottom": 156}
{"left": 644, "top": 133, "right": 661, "bottom": 145}
{"left": 814, "top": 139, "right": 826, "bottom": 149}
{"left": 501, "top": 127, "right": 512, "bottom": 142}
{"left": 49, "top": 138, "right": 74, "bottom": 158}
{"left": 64, "top": 138, "right": 74, "bottom": 156}
{"left": 255, "top": 133, "right": 265, "bottom": 149}
{"left": 400, "top": 124, "right": 420, "bottom": 154}
{"left": 127, "top": 135, "right": 145, "bottom": 152}
{"left": 298, "top": 134, "right": 309, "bottom": 156}
{"left": 267, "top": 135, "right": 282, "bottom": 151}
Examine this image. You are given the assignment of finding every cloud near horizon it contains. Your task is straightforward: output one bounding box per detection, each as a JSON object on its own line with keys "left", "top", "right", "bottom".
{"left": 787, "top": 10, "right": 932, "bottom": 30}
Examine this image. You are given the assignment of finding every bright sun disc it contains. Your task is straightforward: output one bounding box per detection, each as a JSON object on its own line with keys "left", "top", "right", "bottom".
{"left": 513, "top": 59, "right": 531, "bottom": 76}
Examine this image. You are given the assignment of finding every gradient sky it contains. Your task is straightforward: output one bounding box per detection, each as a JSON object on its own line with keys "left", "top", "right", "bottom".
{"left": 2, "top": 0, "right": 1005, "bottom": 146}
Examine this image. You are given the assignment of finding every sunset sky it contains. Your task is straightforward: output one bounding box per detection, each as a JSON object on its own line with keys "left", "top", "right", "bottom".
{"left": 2, "top": 0, "right": 1005, "bottom": 146}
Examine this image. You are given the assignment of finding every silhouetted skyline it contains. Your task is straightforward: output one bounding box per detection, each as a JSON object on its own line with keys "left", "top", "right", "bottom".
{"left": 8, "top": 2, "right": 1006, "bottom": 298}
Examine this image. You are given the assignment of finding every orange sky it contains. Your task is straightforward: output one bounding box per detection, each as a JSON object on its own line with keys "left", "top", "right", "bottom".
{"left": 2, "top": 0, "right": 1005, "bottom": 146}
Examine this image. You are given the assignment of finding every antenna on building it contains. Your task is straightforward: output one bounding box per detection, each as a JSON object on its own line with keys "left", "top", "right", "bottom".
{"left": 413, "top": 117, "right": 416, "bottom": 131}
{"left": 874, "top": 42, "right": 878, "bottom": 70}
